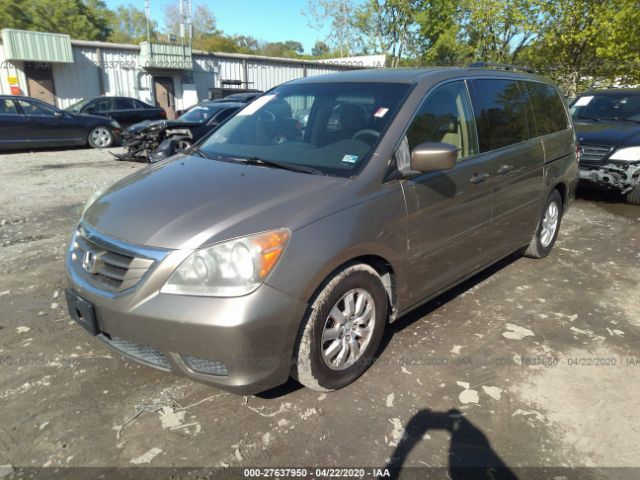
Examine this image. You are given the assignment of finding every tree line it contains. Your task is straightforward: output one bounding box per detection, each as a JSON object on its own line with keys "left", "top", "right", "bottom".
{"left": 307, "top": 0, "right": 640, "bottom": 95}
{"left": 1, "top": 0, "right": 639, "bottom": 95}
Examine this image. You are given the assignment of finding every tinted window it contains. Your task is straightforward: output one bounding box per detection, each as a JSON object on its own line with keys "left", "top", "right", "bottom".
{"left": 0, "top": 99, "right": 18, "bottom": 115}
{"left": 113, "top": 98, "right": 135, "bottom": 110}
{"left": 180, "top": 104, "right": 225, "bottom": 123}
{"left": 90, "top": 99, "right": 111, "bottom": 113}
{"left": 525, "top": 82, "right": 568, "bottom": 135}
{"left": 17, "top": 100, "right": 56, "bottom": 116}
{"left": 134, "top": 99, "right": 151, "bottom": 109}
{"left": 212, "top": 107, "right": 238, "bottom": 124}
{"left": 406, "top": 81, "right": 478, "bottom": 160}
{"left": 470, "top": 79, "right": 529, "bottom": 152}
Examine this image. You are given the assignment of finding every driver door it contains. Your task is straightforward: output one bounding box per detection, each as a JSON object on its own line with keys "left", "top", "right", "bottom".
{"left": 401, "top": 80, "right": 495, "bottom": 302}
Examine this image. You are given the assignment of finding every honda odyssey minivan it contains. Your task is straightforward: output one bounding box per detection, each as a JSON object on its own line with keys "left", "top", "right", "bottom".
{"left": 65, "top": 67, "right": 578, "bottom": 394}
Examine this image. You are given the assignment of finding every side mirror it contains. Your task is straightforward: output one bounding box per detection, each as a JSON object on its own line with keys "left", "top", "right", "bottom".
{"left": 54, "top": 111, "right": 64, "bottom": 117}
{"left": 410, "top": 142, "right": 458, "bottom": 172}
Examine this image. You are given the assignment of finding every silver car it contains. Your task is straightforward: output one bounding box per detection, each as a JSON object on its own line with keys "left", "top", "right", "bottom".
{"left": 65, "top": 67, "right": 578, "bottom": 394}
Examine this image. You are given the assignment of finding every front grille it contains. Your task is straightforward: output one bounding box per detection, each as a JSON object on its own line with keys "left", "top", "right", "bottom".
{"left": 102, "top": 335, "right": 171, "bottom": 370}
{"left": 580, "top": 144, "right": 613, "bottom": 166}
{"left": 70, "top": 224, "right": 164, "bottom": 294}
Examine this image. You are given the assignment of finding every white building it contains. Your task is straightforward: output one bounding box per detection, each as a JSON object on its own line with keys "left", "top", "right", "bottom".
{"left": 0, "top": 29, "right": 359, "bottom": 117}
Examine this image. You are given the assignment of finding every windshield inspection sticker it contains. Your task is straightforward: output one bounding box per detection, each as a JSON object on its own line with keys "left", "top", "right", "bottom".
{"left": 574, "top": 95, "right": 593, "bottom": 107}
{"left": 374, "top": 107, "right": 389, "bottom": 118}
{"left": 341, "top": 154, "right": 359, "bottom": 164}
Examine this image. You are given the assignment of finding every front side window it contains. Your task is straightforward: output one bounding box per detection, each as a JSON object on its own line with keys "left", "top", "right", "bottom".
{"left": 17, "top": 100, "right": 56, "bottom": 116}
{"left": 180, "top": 104, "right": 224, "bottom": 123}
{"left": 200, "top": 82, "right": 411, "bottom": 177}
{"left": 470, "top": 79, "right": 530, "bottom": 152}
{"left": 0, "top": 99, "right": 18, "bottom": 115}
{"left": 92, "top": 99, "right": 111, "bottom": 113}
{"left": 406, "top": 81, "right": 478, "bottom": 160}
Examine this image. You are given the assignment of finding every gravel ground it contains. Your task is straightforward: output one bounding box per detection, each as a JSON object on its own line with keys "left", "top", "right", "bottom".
{"left": 0, "top": 147, "right": 639, "bottom": 479}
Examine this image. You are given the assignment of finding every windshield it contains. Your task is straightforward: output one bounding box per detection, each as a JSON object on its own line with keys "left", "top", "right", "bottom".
{"left": 570, "top": 93, "right": 640, "bottom": 122}
{"left": 65, "top": 99, "right": 91, "bottom": 113}
{"left": 199, "top": 82, "right": 411, "bottom": 177}
{"left": 178, "top": 104, "right": 226, "bottom": 123}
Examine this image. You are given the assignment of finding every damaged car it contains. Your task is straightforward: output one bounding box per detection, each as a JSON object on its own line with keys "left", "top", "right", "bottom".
{"left": 115, "top": 101, "right": 243, "bottom": 162}
{"left": 570, "top": 89, "right": 640, "bottom": 204}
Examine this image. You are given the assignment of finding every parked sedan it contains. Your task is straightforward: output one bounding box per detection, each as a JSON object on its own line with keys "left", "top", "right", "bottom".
{"left": 571, "top": 89, "right": 640, "bottom": 204}
{"left": 65, "top": 96, "right": 166, "bottom": 128}
{"left": 0, "top": 95, "right": 121, "bottom": 150}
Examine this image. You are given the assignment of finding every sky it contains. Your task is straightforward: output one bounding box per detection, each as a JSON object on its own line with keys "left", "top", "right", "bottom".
{"left": 105, "top": 0, "right": 333, "bottom": 53}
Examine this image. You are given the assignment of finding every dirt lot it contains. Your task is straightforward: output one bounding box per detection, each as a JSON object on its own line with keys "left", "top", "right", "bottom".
{"left": 0, "top": 147, "right": 639, "bottom": 479}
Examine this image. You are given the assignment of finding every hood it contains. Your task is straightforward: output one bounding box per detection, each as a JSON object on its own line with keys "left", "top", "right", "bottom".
{"left": 83, "top": 155, "right": 348, "bottom": 250}
{"left": 574, "top": 120, "right": 640, "bottom": 147}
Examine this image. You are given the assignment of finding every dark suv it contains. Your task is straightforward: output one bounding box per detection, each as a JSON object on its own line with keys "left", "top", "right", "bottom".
{"left": 570, "top": 89, "right": 640, "bottom": 204}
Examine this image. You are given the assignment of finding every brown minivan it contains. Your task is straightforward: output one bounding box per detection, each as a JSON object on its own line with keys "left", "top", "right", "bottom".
{"left": 66, "top": 67, "right": 578, "bottom": 393}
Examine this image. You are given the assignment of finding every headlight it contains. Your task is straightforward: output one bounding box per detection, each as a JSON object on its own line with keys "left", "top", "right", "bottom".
{"left": 609, "top": 146, "right": 640, "bottom": 162}
{"left": 161, "top": 229, "right": 290, "bottom": 297}
{"left": 110, "top": 120, "right": 121, "bottom": 129}
{"left": 81, "top": 189, "right": 103, "bottom": 217}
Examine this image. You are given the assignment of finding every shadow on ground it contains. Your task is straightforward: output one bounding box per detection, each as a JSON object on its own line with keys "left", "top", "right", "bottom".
{"left": 384, "top": 409, "right": 518, "bottom": 480}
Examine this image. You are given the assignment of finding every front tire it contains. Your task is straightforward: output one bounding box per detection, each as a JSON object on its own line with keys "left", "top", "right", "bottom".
{"left": 88, "top": 126, "right": 115, "bottom": 149}
{"left": 292, "top": 264, "right": 388, "bottom": 392}
{"left": 625, "top": 184, "right": 640, "bottom": 205}
{"left": 525, "top": 189, "right": 563, "bottom": 259}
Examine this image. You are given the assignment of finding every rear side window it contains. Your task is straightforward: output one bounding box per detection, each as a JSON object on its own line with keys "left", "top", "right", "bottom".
{"left": 524, "top": 82, "right": 569, "bottom": 135}
{"left": 134, "top": 99, "right": 151, "bottom": 109}
{"left": 406, "top": 81, "right": 478, "bottom": 160}
{"left": 470, "top": 79, "right": 529, "bottom": 152}
{"left": 113, "top": 98, "right": 135, "bottom": 110}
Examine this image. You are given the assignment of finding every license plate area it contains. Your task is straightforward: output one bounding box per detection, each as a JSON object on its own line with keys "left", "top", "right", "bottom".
{"left": 65, "top": 289, "right": 99, "bottom": 336}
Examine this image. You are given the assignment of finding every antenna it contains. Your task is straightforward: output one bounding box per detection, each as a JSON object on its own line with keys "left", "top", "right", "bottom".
{"left": 144, "top": 0, "right": 151, "bottom": 44}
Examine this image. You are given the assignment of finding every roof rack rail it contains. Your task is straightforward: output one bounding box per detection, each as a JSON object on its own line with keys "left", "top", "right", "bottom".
{"left": 468, "top": 62, "right": 537, "bottom": 74}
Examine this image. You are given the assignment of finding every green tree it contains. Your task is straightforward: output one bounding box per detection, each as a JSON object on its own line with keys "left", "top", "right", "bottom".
{"left": 304, "top": 0, "right": 360, "bottom": 56}
{"left": 0, "top": 0, "right": 33, "bottom": 30}
{"left": 25, "top": 0, "right": 112, "bottom": 40}
{"left": 522, "top": 0, "right": 640, "bottom": 96}
{"left": 355, "top": 0, "right": 425, "bottom": 67}
{"left": 311, "top": 40, "right": 331, "bottom": 56}
{"left": 108, "top": 4, "right": 157, "bottom": 43}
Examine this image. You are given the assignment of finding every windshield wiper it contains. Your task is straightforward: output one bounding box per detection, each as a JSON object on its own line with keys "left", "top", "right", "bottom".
{"left": 231, "top": 156, "right": 326, "bottom": 175}
{"left": 575, "top": 116, "right": 601, "bottom": 122}
{"left": 188, "top": 146, "right": 214, "bottom": 159}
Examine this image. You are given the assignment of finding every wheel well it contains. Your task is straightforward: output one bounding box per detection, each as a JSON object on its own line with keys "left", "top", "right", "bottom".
{"left": 553, "top": 183, "right": 567, "bottom": 209}
{"left": 315, "top": 255, "right": 397, "bottom": 321}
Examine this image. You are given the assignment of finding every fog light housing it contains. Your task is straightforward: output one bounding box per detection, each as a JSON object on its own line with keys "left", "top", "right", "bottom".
{"left": 183, "top": 355, "right": 229, "bottom": 376}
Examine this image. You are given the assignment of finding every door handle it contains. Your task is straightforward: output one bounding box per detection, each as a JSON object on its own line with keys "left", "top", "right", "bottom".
{"left": 497, "top": 164, "right": 514, "bottom": 175}
{"left": 469, "top": 172, "right": 490, "bottom": 185}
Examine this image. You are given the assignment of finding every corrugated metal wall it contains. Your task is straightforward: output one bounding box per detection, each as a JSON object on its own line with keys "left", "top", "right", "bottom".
{"left": 1, "top": 41, "right": 359, "bottom": 109}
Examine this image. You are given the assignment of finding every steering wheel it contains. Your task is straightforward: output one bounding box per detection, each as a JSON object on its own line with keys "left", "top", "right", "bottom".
{"left": 353, "top": 129, "right": 380, "bottom": 143}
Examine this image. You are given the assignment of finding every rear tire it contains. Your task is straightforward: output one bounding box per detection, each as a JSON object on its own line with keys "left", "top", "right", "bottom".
{"left": 525, "top": 189, "right": 563, "bottom": 259}
{"left": 292, "top": 264, "right": 388, "bottom": 392}
{"left": 88, "top": 126, "right": 115, "bottom": 149}
{"left": 625, "top": 185, "right": 640, "bottom": 205}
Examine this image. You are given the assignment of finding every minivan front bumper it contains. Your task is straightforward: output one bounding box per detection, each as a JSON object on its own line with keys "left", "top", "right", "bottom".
{"left": 65, "top": 228, "right": 308, "bottom": 395}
